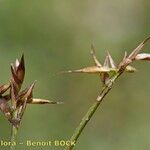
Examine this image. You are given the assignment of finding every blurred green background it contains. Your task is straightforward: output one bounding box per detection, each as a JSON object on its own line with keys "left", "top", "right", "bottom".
{"left": 0, "top": 0, "right": 150, "bottom": 150}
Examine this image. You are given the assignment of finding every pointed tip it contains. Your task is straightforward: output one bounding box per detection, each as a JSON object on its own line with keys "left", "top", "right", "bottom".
{"left": 90, "top": 45, "right": 102, "bottom": 67}
{"left": 106, "top": 50, "right": 110, "bottom": 55}
{"left": 20, "top": 54, "right": 25, "bottom": 68}
{"left": 21, "top": 53, "right": 24, "bottom": 57}
{"left": 66, "top": 70, "right": 74, "bottom": 73}
{"left": 48, "top": 101, "right": 64, "bottom": 104}
{"left": 106, "top": 51, "right": 111, "bottom": 59}
{"left": 118, "top": 51, "right": 128, "bottom": 69}
{"left": 26, "top": 81, "right": 36, "bottom": 95}
{"left": 128, "top": 36, "right": 150, "bottom": 60}
{"left": 106, "top": 51, "right": 116, "bottom": 69}
{"left": 143, "top": 35, "right": 150, "bottom": 44}
{"left": 52, "top": 69, "right": 84, "bottom": 77}
{"left": 66, "top": 69, "right": 84, "bottom": 73}
{"left": 30, "top": 99, "right": 63, "bottom": 104}
{"left": 124, "top": 51, "right": 128, "bottom": 60}
{"left": 10, "top": 64, "right": 14, "bottom": 72}
{"left": 13, "top": 54, "right": 25, "bottom": 84}
{"left": 30, "top": 81, "right": 36, "bottom": 89}
{"left": 90, "top": 44, "right": 95, "bottom": 55}
{"left": 56, "top": 101, "right": 64, "bottom": 104}
{"left": 103, "top": 55, "right": 109, "bottom": 68}
{"left": 10, "top": 64, "right": 15, "bottom": 71}
{"left": 91, "top": 43, "right": 94, "bottom": 49}
{"left": 58, "top": 70, "right": 76, "bottom": 75}
{"left": 21, "top": 54, "right": 24, "bottom": 61}
{"left": 106, "top": 51, "right": 113, "bottom": 59}
{"left": 34, "top": 80, "right": 37, "bottom": 83}
{"left": 15, "top": 59, "right": 20, "bottom": 67}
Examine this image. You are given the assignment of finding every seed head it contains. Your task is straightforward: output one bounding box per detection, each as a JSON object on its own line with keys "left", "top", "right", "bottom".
{"left": 0, "top": 55, "right": 61, "bottom": 126}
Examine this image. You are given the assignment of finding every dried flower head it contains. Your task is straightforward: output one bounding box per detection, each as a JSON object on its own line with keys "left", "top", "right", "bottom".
{"left": 0, "top": 55, "right": 61, "bottom": 127}
{"left": 61, "top": 36, "right": 150, "bottom": 85}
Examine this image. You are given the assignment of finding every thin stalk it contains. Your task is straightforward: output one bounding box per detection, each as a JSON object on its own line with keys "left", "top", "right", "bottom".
{"left": 65, "top": 72, "right": 122, "bottom": 150}
{"left": 10, "top": 110, "right": 19, "bottom": 150}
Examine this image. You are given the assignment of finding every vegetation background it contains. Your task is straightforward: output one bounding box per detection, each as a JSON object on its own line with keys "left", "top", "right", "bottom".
{"left": 0, "top": 0, "right": 150, "bottom": 150}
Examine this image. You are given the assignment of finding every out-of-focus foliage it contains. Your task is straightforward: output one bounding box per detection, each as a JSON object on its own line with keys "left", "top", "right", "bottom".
{"left": 0, "top": 0, "right": 150, "bottom": 150}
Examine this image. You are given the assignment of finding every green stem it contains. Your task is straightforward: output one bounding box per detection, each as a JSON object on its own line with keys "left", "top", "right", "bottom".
{"left": 10, "top": 110, "right": 19, "bottom": 150}
{"left": 65, "top": 73, "right": 121, "bottom": 150}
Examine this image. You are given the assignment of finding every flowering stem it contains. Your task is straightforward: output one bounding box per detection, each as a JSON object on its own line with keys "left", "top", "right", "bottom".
{"left": 65, "top": 72, "right": 121, "bottom": 150}
{"left": 10, "top": 110, "right": 19, "bottom": 150}
{"left": 64, "top": 36, "right": 150, "bottom": 150}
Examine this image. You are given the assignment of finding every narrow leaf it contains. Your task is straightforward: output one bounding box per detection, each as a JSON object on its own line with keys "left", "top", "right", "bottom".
{"left": 60, "top": 66, "right": 110, "bottom": 74}
{"left": 30, "top": 98, "right": 63, "bottom": 104}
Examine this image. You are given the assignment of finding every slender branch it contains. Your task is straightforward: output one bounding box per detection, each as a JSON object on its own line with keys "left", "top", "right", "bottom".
{"left": 65, "top": 72, "right": 122, "bottom": 150}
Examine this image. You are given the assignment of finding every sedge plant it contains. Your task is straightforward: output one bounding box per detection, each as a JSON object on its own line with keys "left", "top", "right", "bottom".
{"left": 0, "top": 55, "right": 61, "bottom": 150}
{"left": 63, "top": 36, "right": 150, "bottom": 150}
